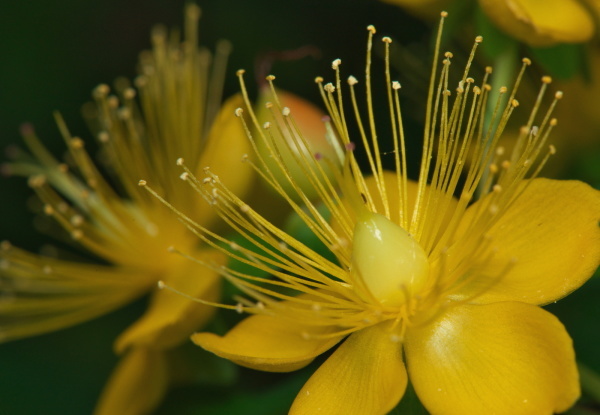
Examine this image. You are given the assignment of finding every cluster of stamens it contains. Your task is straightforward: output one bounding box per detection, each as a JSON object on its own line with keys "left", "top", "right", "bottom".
{"left": 141, "top": 12, "right": 561, "bottom": 341}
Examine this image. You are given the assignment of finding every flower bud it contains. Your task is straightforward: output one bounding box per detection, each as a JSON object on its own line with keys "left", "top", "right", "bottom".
{"left": 254, "top": 87, "right": 340, "bottom": 200}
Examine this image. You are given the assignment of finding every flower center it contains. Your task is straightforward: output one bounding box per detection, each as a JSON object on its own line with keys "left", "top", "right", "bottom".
{"left": 351, "top": 212, "right": 430, "bottom": 307}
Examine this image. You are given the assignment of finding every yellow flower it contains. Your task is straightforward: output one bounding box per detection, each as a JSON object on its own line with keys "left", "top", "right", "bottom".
{"left": 0, "top": 5, "right": 251, "bottom": 414}
{"left": 383, "top": 0, "right": 596, "bottom": 47}
{"left": 156, "top": 14, "right": 600, "bottom": 414}
{"left": 477, "top": 0, "right": 594, "bottom": 46}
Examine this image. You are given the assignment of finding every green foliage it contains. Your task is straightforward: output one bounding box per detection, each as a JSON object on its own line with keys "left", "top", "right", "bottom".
{"left": 389, "top": 381, "right": 428, "bottom": 414}
{"left": 474, "top": 6, "right": 517, "bottom": 60}
{"left": 530, "top": 43, "right": 588, "bottom": 81}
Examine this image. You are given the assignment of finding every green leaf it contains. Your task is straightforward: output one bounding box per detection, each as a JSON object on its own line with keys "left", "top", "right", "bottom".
{"left": 282, "top": 201, "right": 337, "bottom": 263}
{"left": 545, "top": 277, "right": 600, "bottom": 379}
{"left": 567, "top": 147, "right": 600, "bottom": 189}
{"left": 168, "top": 340, "right": 239, "bottom": 387}
{"left": 529, "top": 43, "right": 587, "bottom": 80}
{"left": 578, "top": 363, "right": 600, "bottom": 403}
{"left": 157, "top": 368, "right": 312, "bottom": 415}
{"left": 474, "top": 5, "right": 518, "bottom": 60}
{"left": 388, "top": 380, "right": 428, "bottom": 414}
{"left": 440, "top": 0, "right": 477, "bottom": 44}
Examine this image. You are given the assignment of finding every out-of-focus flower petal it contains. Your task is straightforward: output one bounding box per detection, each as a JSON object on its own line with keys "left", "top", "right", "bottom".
{"left": 94, "top": 348, "right": 168, "bottom": 415}
{"left": 199, "top": 93, "right": 254, "bottom": 197}
{"left": 115, "top": 249, "right": 225, "bottom": 352}
{"left": 478, "top": 0, "right": 595, "bottom": 46}
{"left": 0, "top": 244, "right": 150, "bottom": 342}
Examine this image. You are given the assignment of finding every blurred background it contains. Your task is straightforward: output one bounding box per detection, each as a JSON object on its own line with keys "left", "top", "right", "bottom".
{"left": 0, "top": 0, "right": 598, "bottom": 413}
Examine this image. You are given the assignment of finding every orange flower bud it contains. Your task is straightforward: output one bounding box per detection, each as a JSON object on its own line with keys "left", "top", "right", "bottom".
{"left": 253, "top": 87, "right": 341, "bottom": 200}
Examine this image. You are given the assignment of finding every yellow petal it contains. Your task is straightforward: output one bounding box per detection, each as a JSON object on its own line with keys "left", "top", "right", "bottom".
{"left": 115, "top": 249, "right": 224, "bottom": 352}
{"left": 192, "top": 313, "right": 343, "bottom": 373}
{"left": 455, "top": 178, "right": 600, "bottom": 305}
{"left": 405, "top": 302, "right": 580, "bottom": 415}
{"left": 189, "top": 93, "right": 255, "bottom": 228}
{"left": 332, "top": 172, "right": 458, "bottom": 242}
{"left": 290, "top": 323, "right": 407, "bottom": 415}
{"left": 200, "top": 93, "right": 254, "bottom": 197}
{"left": 478, "top": 0, "right": 594, "bottom": 46}
{"left": 94, "top": 348, "right": 168, "bottom": 415}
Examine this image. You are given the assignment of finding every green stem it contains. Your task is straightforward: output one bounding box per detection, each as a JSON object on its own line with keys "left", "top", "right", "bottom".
{"left": 578, "top": 362, "right": 600, "bottom": 403}
{"left": 476, "top": 43, "right": 518, "bottom": 198}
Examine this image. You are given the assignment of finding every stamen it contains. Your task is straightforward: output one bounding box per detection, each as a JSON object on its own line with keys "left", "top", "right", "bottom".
{"left": 136, "top": 10, "right": 566, "bottom": 341}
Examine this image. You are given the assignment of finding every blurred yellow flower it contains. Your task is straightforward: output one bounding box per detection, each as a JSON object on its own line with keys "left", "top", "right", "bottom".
{"left": 382, "top": 0, "right": 597, "bottom": 47}
{"left": 478, "top": 0, "right": 595, "bottom": 46}
{"left": 161, "top": 15, "right": 600, "bottom": 414}
{"left": 0, "top": 5, "right": 251, "bottom": 414}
